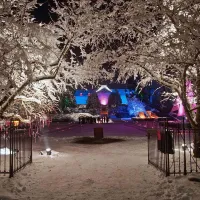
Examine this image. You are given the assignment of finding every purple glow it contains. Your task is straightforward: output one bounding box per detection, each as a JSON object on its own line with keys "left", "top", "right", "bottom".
{"left": 97, "top": 92, "right": 111, "bottom": 105}
{"left": 177, "top": 99, "right": 185, "bottom": 116}
{"left": 171, "top": 81, "right": 196, "bottom": 117}
{"left": 101, "top": 99, "right": 107, "bottom": 105}
{"left": 187, "top": 81, "right": 196, "bottom": 109}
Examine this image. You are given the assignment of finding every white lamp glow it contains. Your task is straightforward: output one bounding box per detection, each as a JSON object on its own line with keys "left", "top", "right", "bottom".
{"left": 46, "top": 148, "right": 51, "bottom": 155}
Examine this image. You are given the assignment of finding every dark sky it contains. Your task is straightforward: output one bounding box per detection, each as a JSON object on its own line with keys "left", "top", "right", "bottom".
{"left": 30, "top": 0, "right": 124, "bottom": 24}
{"left": 30, "top": 0, "right": 59, "bottom": 23}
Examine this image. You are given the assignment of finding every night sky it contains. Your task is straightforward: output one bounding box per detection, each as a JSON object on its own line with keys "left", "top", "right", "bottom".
{"left": 30, "top": 0, "right": 59, "bottom": 23}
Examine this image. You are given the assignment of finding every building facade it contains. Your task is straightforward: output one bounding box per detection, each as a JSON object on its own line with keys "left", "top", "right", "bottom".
{"left": 74, "top": 84, "right": 135, "bottom": 106}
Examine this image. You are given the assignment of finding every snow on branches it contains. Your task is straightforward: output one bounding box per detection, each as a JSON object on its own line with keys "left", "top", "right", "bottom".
{"left": 1, "top": 0, "right": 199, "bottom": 128}
{"left": 108, "top": 0, "right": 200, "bottom": 128}
{"left": 0, "top": 0, "right": 159, "bottom": 117}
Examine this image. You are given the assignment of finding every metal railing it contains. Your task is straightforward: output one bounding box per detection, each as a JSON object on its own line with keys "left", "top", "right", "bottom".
{"left": 148, "top": 120, "right": 200, "bottom": 176}
{"left": 132, "top": 117, "right": 160, "bottom": 130}
{"left": 0, "top": 120, "right": 32, "bottom": 177}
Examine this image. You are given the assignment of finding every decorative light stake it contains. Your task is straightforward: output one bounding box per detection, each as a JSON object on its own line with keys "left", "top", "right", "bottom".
{"left": 182, "top": 144, "right": 187, "bottom": 150}
{"left": 46, "top": 148, "right": 52, "bottom": 155}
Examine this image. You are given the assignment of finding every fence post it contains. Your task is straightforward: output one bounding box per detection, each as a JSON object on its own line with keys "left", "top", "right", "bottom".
{"left": 183, "top": 117, "right": 187, "bottom": 175}
{"left": 9, "top": 122, "right": 14, "bottom": 178}
{"left": 30, "top": 124, "right": 33, "bottom": 163}
{"left": 165, "top": 118, "right": 170, "bottom": 176}
{"left": 147, "top": 130, "right": 150, "bottom": 164}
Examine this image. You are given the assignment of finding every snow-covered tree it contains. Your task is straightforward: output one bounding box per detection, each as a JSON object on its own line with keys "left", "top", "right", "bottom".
{"left": 86, "top": 93, "right": 100, "bottom": 113}
{"left": 59, "top": 88, "right": 76, "bottom": 113}
{"left": 2, "top": 0, "right": 199, "bottom": 128}
{"left": 0, "top": 0, "right": 108, "bottom": 116}
{"left": 83, "top": 1, "right": 198, "bottom": 130}
{"left": 0, "top": 0, "right": 67, "bottom": 116}
{"left": 101, "top": 0, "right": 200, "bottom": 156}
{"left": 5, "top": 0, "right": 198, "bottom": 128}
{"left": 0, "top": 0, "right": 157, "bottom": 117}
{"left": 127, "top": 97, "right": 146, "bottom": 117}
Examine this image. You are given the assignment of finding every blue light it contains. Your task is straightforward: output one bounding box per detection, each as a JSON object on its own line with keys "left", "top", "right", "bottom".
{"left": 117, "top": 89, "right": 128, "bottom": 104}
{"left": 127, "top": 98, "right": 146, "bottom": 116}
{"left": 75, "top": 96, "right": 88, "bottom": 105}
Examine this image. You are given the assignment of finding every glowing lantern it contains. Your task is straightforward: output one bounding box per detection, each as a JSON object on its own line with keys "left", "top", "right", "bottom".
{"left": 13, "top": 120, "right": 20, "bottom": 127}
{"left": 101, "top": 99, "right": 107, "bottom": 105}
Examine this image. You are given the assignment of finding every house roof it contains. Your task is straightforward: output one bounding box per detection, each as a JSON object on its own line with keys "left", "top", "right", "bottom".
{"left": 107, "top": 84, "right": 135, "bottom": 89}
{"left": 96, "top": 85, "right": 112, "bottom": 93}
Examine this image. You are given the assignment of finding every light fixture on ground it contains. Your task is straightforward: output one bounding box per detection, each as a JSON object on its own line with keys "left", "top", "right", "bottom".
{"left": 182, "top": 144, "right": 188, "bottom": 150}
{"left": 0, "top": 147, "right": 14, "bottom": 155}
{"left": 46, "top": 148, "right": 51, "bottom": 155}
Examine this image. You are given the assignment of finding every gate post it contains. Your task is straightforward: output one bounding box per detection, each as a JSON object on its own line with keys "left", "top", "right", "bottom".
{"left": 30, "top": 124, "right": 33, "bottom": 163}
{"left": 183, "top": 117, "right": 187, "bottom": 175}
{"left": 147, "top": 130, "right": 150, "bottom": 164}
{"left": 165, "top": 118, "right": 170, "bottom": 176}
{"left": 147, "top": 129, "right": 150, "bottom": 164}
{"left": 9, "top": 124, "right": 14, "bottom": 178}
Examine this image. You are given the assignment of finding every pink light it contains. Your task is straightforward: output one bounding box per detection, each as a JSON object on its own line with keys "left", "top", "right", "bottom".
{"left": 178, "top": 103, "right": 185, "bottom": 116}
{"left": 173, "top": 81, "right": 195, "bottom": 117}
{"left": 97, "top": 92, "right": 110, "bottom": 105}
{"left": 101, "top": 99, "right": 107, "bottom": 105}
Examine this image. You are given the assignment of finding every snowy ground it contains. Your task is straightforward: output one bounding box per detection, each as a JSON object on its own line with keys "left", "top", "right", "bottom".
{"left": 52, "top": 113, "right": 100, "bottom": 122}
{"left": 0, "top": 123, "right": 200, "bottom": 200}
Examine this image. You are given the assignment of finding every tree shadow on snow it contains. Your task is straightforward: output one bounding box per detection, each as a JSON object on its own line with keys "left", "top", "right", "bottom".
{"left": 72, "top": 137, "right": 126, "bottom": 145}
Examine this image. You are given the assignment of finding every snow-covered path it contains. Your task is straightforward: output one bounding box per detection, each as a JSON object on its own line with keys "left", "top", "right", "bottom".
{"left": 42, "top": 122, "right": 146, "bottom": 138}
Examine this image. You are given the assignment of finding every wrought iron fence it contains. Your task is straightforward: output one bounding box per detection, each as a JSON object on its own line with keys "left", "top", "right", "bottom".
{"left": 132, "top": 118, "right": 159, "bottom": 129}
{"left": 0, "top": 120, "right": 32, "bottom": 177}
{"left": 148, "top": 120, "right": 200, "bottom": 176}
